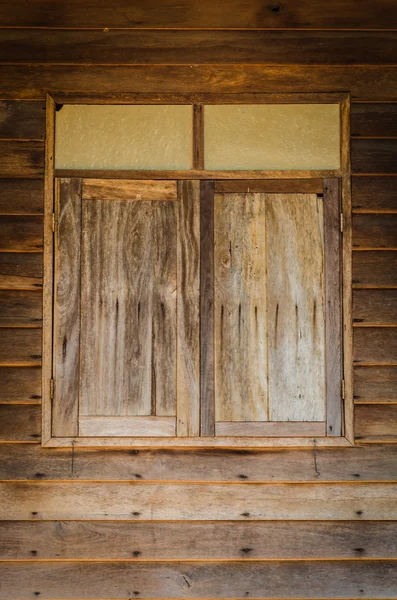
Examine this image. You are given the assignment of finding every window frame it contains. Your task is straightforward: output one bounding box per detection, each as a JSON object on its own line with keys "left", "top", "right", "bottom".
{"left": 42, "top": 92, "right": 352, "bottom": 448}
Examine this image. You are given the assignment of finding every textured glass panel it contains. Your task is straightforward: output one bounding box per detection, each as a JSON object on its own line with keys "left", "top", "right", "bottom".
{"left": 204, "top": 104, "right": 340, "bottom": 170}
{"left": 55, "top": 105, "right": 192, "bottom": 169}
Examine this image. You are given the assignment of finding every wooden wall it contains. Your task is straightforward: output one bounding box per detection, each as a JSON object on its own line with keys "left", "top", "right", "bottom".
{"left": 1, "top": 1, "right": 397, "bottom": 598}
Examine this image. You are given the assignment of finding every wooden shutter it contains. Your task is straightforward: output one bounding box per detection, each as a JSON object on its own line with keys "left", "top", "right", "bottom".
{"left": 52, "top": 178, "right": 200, "bottom": 438}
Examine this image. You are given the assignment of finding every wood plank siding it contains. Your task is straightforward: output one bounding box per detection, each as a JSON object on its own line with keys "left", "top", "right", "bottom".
{"left": 0, "top": 2, "right": 397, "bottom": 599}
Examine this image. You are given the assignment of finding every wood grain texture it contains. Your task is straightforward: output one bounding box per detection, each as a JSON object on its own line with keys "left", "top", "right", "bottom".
{"left": 0, "top": 0, "right": 395, "bottom": 28}
{"left": 0, "top": 404, "right": 40, "bottom": 441}
{"left": 214, "top": 193, "right": 268, "bottom": 422}
{"left": 0, "top": 216, "right": 43, "bottom": 252}
{"left": 83, "top": 179, "right": 177, "bottom": 202}
{"left": 79, "top": 417, "right": 176, "bottom": 437}
{"left": 52, "top": 178, "right": 81, "bottom": 437}
{"left": 353, "top": 251, "right": 397, "bottom": 288}
{"left": 0, "top": 101, "right": 45, "bottom": 140}
{"left": 267, "top": 194, "right": 325, "bottom": 422}
{"left": 353, "top": 289, "right": 397, "bottom": 325}
{"left": 351, "top": 139, "right": 397, "bottom": 174}
{"left": 2, "top": 520, "right": 396, "bottom": 560}
{"left": 0, "top": 179, "right": 43, "bottom": 215}
{"left": 353, "top": 214, "right": 397, "bottom": 249}
{"left": 2, "top": 30, "right": 397, "bottom": 65}
{"left": 354, "top": 367, "right": 397, "bottom": 404}
{"left": 0, "top": 253, "right": 42, "bottom": 290}
{"left": 216, "top": 422, "right": 325, "bottom": 436}
{"left": 356, "top": 405, "right": 397, "bottom": 439}
{"left": 2, "top": 444, "right": 397, "bottom": 481}
{"left": 0, "top": 290, "right": 42, "bottom": 327}
{"left": 0, "top": 141, "right": 44, "bottom": 178}
{"left": 80, "top": 190, "right": 177, "bottom": 419}
{"left": 1, "top": 482, "right": 396, "bottom": 520}
{"left": 0, "top": 367, "right": 41, "bottom": 403}
{"left": 216, "top": 180, "right": 323, "bottom": 194}
{"left": 1, "top": 561, "right": 397, "bottom": 599}
{"left": 354, "top": 328, "right": 397, "bottom": 365}
{"left": 0, "top": 66, "right": 396, "bottom": 101}
{"left": 0, "top": 328, "right": 41, "bottom": 366}
{"left": 352, "top": 177, "right": 397, "bottom": 212}
{"left": 200, "top": 181, "right": 214, "bottom": 435}
{"left": 323, "top": 179, "right": 342, "bottom": 436}
{"left": 176, "top": 181, "right": 200, "bottom": 436}
{"left": 351, "top": 104, "right": 397, "bottom": 138}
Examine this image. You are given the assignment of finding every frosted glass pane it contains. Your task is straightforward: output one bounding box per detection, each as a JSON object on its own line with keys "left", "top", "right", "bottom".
{"left": 204, "top": 104, "right": 340, "bottom": 170}
{"left": 55, "top": 105, "right": 192, "bottom": 169}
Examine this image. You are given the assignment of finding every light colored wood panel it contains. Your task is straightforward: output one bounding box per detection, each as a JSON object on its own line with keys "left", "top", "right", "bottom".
{"left": 354, "top": 367, "right": 397, "bottom": 403}
{"left": 83, "top": 179, "right": 177, "bottom": 202}
{"left": 79, "top": 417, "right": 176, "bottom": 437}
{"left": 2, "top": 520, "right": 397, "bottom": 560}
{"left": 80, "top": 196, "right": 177, "bottom": 418}
{"left": 0, "top": 290, "right": 42, "bottom": 327}
{"left": 0, "top": 482, "right": 394, "bottom": 520}
{"left": 0, "top": 253, "right": 42, "bottom": 290}
{"left": 0, "top": 329, "right": 41, "bottom": 366}
{"left": 323, "top": 179, "right": 342, "bottom": 436}
{"left": 0, "top": 405, "right": 40, "bottom": 441}
{"left": 0, "top": 367, "right": 41, "bottom": 403}
{"left": 267, "top": 194, "right": 325, "bottom": 422}
{"left": 1, "top": 66, "right": 396, "bottom": 102}
{"left": 214, "top": 193, "right": 267, "bottom": 422}
{"left": 0, "top": 561, "right": 396, "bottom": 599}
{"left": 176, "top": 181, "right": 200, "bottom": 436}
{"left": 216, "top": 422, "right": 325, "bottom": 437}
{"left": 52, "top": 178, "right": 81, "bottom": 437}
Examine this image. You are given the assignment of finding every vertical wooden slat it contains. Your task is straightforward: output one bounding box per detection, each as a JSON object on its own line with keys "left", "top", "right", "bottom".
{"left": 176, "top": 180, "right": 200, "bottom": 436}
{"left": 214, "top": 192, "right": 268, "bottom": 422}
{"left": 52, "top": 178, "right": 81, "bottom": 437}
{"left": 192, "top": 104, "right": 204, "bottom": 170}
{"left": 200, "top": 180, "right": 215, "bottom": 436}
{"left": 267, "top": 193, "right": 326, "bottom": 422}
{"left": 41, "top": 94, "right": 54, "bottom": 444}
{"left": 324, "top": 178, "right": 342, "bottom": 436}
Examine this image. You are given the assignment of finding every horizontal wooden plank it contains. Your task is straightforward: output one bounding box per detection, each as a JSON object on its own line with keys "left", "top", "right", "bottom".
{"left": 1, "top": 520, "right": 396, "bottom": 560}
{"left": 215, "top": 179, "right": 323, "bottom": 194}
{"left": 356, "top": 405, "right": 397, "bottom": 439}
{"left": 0, "top": 253, "right": 42, "bottom": 290}
{"left": 0, "top": 0, "right": 396, "bottom": 28}
{"left": 0, "top": 216, "right": 43, "bottom": 252}
{"left": 354, "top": 367, "right": 397, "bottom": 403}
{"left": 353, "top": 289, "right": 397, "bottom": 325}
{"left": 0, "top": 141, "right": 44, "bottom": 178}
{"left": 0, "top": 367, "right": 41, "bottom": 403}
{"left": 0, "top": 179, "right": 43, "bottom": 215}
{"left": 0, "top": 561, "right": 396, "bottom": 599}
{"left": 351, "top": 104, "right": 397, "bottom": 138}
{"left": 79, "top": 417, "right": 176, "bottom": 437}
{"left": 2, "top": 444, "right": 397, "bottom": 481}
{"left": 82, "top": 179, "right": 177, "bottom": 202}
{"left": 352, "top": 176, "right": 397, "bottom": 212}
{"left": 0, "top": 101, "right": 45, "bottom": 140}
{"left": 353, "top": 251, "right": 397, "bottom": 287}
{"left": 2, "top": 30, "right": 397, "bottom": 65}
{"left": 354, "top": 328, "right": 397, "bottom": 365}
{"left": 1, "top": 482, "right": 396, "bottom": 520}
{"left": 0, "top": 328, "right": 42, "bottom": 365}
{"left": 352, "top": 139, "right": 397, "bottom": 174}
{"left": 0, "top": 404, "right": 40, "bottom": 441}
{"left": 0, "top": 290, "right": 42, "bottom": 327}
{"left": 353, "top": 214, "right": 397, "bottom": 249}
{"left": 0, "top": 66, "right": 396, "bottom": 101}
{"left": 215, "top": 422, "right": 326, "bottom": 436}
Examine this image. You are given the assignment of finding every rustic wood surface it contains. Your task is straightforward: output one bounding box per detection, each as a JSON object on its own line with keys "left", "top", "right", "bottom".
{"left": 0, "top": 179, "right": 43, "bottom": 214}
{"left": 0, "top": 0, "right": 395, "bottom": 28}
{"left": 354, "top": 367, "right": 397, "bottom": 403}
{"left": 215, "top": 422, "right": 325, "bottom": 437}
{"left": 0, "top": 101, "right": 45, "bottom": 140}
{"left": 351, "top": 103, "right": 397, "bottom": 138}
{"left": 356, "top": 405, "right": 397, "bottom": 439}
{"left": 352, "top": 176, "right": 397, "bottom": 212}
{"left": 0, "top": 253, "right": 42, "bottom": 290}
{"left": 0, "top": 329, "right": 42, "bottom": 366}
{"left": 1, "top": 481, "right": 396, "bottom": 520}
{"left": 353, "top": 289, "right": 397, "bottom": 325}
{"left": 79, "top": 417, "right": 176, "bottom": 437}
{"left": 0, "top": 141, "right": 44, "bottom": 177}
{"left": 0, "top": 405, "right": 40, "bottom": 441}
{"left": 354, "top": 328, "right": 397, "bottom": 365}
{"left": 2, "top": 519, "right": 396, "bottom": 560}
{"left": 353, "top": 214, "right": 397, "bottom": 249}
{"left": 0, "top": 290, "right": 42, "bottom": 327}
{"left": 353, "top": 251, "right": 397, "bottom": 288}
{"left": 215, "top": 179, "right": 323, "bottom": 194}
{"left": 0, "top": 216, "right": 43, "bottom": 252}
{"left": 351, "top": 139, "right": 397, "bottom": 174}
{"left": 0, "top": 367, "right": 41, "bottom": 403}
{"left": 83, "top": 179, "right": 177, "bottom": 202}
